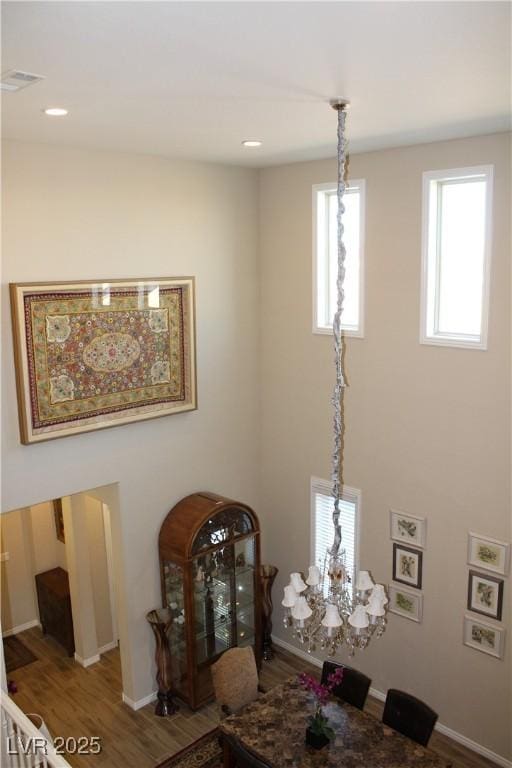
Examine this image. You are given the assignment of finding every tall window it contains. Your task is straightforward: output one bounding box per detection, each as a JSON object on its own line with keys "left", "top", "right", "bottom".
{"left": 310, "top": 476, "right": 360, "bottom": 597}
{"left": 421, "top": 165, "right": 493, "bottom": 349}
{"left": 313, "top": 180, "right": 365, "bottom": 336}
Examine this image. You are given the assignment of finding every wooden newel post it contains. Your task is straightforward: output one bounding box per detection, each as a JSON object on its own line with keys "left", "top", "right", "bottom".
{"left": 258, "top": 565, "right": 278, "bottom": 661}
{"left": 146, "top": 608, "right": 179, "bottom": 716}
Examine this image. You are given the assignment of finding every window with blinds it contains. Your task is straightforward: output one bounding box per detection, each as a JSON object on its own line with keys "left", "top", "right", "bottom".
{"left": 310, "top": 476, "right": 360, "bottom": 597}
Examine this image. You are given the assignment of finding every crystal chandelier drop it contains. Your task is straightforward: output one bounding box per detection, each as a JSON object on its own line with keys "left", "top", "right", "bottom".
{"left": 282, "top": 101, "right": 388, "bottom": 657}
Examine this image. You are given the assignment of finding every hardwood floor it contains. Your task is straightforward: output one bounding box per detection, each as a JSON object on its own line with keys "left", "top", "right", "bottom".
{"left": 6, "top": 627, "right": 500, "bottom": 768}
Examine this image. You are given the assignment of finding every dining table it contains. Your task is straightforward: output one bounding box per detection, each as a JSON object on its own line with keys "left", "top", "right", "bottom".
{"left": 219, "top": 677, "right": 451, "bottom": 768}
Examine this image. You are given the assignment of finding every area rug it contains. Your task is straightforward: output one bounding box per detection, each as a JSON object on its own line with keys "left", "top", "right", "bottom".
{"left": 155, "top": 729, "right": 222, "bottom": 768}
{"left": 3, "top": 635, "right": 37, "bottom": 673}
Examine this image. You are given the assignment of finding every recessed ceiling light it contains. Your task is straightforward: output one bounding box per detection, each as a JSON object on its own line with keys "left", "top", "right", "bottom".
{"left": 43, "top": 107, "right": 68, "bottom": 117}
{"left": 242, "top": 140, "right": 262, "bottom": 148}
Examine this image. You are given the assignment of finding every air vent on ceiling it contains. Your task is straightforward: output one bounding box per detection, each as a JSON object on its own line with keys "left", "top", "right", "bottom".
{"left": 1, "top": 70, "right": 46, "bottom": 92}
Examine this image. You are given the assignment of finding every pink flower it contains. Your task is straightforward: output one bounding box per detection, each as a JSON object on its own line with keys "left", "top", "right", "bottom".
{"left": 298, "top": 666, "right": 344, "bottom": 705}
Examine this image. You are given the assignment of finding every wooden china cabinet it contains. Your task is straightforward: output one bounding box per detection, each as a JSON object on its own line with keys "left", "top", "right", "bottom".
{"left": 158, "top": 491, "right": 262, "bottom": 710}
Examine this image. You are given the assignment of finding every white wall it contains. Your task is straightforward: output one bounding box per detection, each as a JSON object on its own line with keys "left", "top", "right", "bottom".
{"left": 30, "top": 502, "right": 67, "bottom": 575}
{"left": 0, "top": 508, "right": 37, "bottom": 632}
{"left": 83, "top": 494, "right": 114, "bottom": 649}
{"left": 2, "top": 131, "right": 510, "bottom": 759}
{"left": 1, "top": 140, "right": 260, "bottom": 701}
{"left": 0, "top": 502, "right": 67, "bottom": 634}
{"left": 258, "top": 133, "right": 511, "bottom": 760}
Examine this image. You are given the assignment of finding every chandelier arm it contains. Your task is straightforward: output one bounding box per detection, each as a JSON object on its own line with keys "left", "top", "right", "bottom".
{"left": 329, "top": 105, "right": 347, "bottom": 557}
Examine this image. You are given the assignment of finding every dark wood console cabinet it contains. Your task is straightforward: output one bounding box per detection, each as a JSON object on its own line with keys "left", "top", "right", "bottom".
{"left": 35, "top": 567, "right": 75, "bottom": 656}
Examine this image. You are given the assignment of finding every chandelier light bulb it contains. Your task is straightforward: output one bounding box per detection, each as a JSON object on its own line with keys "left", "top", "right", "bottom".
{"left": 290, "top": 572, "right": 307, "bottom": 593}
{"left": 370, "top": 583, "right": 388, "bottom": 604}
{"left": 291, "top": 595, "right": 312, "bottom": 625}
{"left": 306, "top": 565, "right": 321, "bottom": 586}
{"left": 348, "top": 604, "right": 370, "bottom": 630}
{"left": 321, "top": 603, "right": 343, "bottom": 628}
{"left": 282, "top": 584, "right": 298, "bottom": 608}
{"left": 366, "top": 596, "right": 386, "bottom": 617}
{"left": 355, "top": 570, "right": 375, "bottom": 592}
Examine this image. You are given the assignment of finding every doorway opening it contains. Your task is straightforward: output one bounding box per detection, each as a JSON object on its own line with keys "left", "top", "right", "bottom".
{"left": 1, "top": 483, "right": 125, "bottom": 720}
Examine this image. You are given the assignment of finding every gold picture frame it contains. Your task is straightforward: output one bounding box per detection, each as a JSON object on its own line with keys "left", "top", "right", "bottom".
{"left": 10, "top": 278, "right": 197, "bottom": 444}
{"left": 53, "top": 499, "right": 65, "bottom": 543}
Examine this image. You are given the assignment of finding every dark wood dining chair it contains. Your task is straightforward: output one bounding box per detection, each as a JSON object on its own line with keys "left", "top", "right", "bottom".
{"left": 222, "top": 733, "right": 272, "bottom": 768}
{"left": 321, "top": 660, "right": 371, "bottom": 710}
{"left": 382, "top": 688, "right": 438, "bottom": 746}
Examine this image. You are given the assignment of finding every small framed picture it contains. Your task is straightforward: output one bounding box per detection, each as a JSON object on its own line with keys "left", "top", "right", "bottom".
{"left": 390, "top": 510, "right": 426, "bottom": 548}
{"left": 468, "top": 533, "right": 510, "bottom": 576}
{"left": 463, "top": 616, "right": 505, "bottom": 660}
{"left": 392, "top": 543, "right": 423, "bottom": 589}
{"left": 389, "top": 584, "right": 423, "bottom": 623}
{"left": 467, "top": 570, "right": 504, "bottom": 621}
{"left": 53, "top": 499, "right": 65, "bottom": 543}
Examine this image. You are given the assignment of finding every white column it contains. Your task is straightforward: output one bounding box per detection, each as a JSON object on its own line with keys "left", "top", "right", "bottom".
{"left": 62, "top": 495, "right": 99, "bottom": 666}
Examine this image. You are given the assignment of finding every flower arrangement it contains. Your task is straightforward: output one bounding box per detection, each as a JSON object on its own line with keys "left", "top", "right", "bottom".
{"left": 298, "top": 666, "right": 344, "bottom": 747}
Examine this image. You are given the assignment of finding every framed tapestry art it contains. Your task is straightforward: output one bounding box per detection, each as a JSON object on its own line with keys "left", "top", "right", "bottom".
{"left": 10, "top": 278, "right": 196, "bottom": 443}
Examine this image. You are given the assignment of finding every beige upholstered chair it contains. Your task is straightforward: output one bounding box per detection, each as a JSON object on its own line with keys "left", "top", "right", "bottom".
{"left": 211, "top": 646, "right": 260, "bottom": 716}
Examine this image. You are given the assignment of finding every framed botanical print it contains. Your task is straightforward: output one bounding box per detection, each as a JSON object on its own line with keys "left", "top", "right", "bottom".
{"left": 463, "top": 616, "right": 505, "bottom": 660}
{"left": 390, "top": 509, "right": 426, "bottom": 548}
{"left": 10, "top": 278, "right": 196, "bottom": 443}
{"left": 467, "top": 570, "right": 504, "bottom": 621}
{"left": 388, "top": 584, "right": 423, "bottom": 623}
{"left": 392, "top": 543, "right": 423, "bottom": 589}
{"left": 468, "top": 533, "right": 510, "bottom": 576}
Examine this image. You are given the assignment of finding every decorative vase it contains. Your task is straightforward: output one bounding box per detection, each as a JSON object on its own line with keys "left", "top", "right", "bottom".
{"left": 258, "top": 564, "right": 278, "bottom": 661}
{"left": 146, "top": 608, "right": 179, "bottom": 716}
{"left": 305, "top": 726, "right": 330, "bottom": 750}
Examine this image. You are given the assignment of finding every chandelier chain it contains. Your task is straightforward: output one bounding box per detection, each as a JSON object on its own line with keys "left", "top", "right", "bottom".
{"left": 330, "top": 106, "right": 347, "bottom": 557}
{"left": 281, "top": 101, "right": 387, "bottom": 657}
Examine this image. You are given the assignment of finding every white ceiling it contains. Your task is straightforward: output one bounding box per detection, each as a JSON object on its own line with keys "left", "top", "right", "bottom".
{"left": 2, "top": 1, "right": 510, "bottom": 167}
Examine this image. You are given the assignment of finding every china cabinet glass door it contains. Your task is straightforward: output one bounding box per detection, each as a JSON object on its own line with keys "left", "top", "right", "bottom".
{"left": 193, "top": 535, "right": 256, "bottom": 666}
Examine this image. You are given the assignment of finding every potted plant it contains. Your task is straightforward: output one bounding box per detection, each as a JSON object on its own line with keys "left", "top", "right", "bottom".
{"left": 298, "top": 666, "right": 344, "bottom": 749}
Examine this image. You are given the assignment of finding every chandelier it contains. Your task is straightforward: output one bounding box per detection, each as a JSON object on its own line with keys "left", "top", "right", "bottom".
{"left": 281, "top": 101, "right": 388, "bottom": 657}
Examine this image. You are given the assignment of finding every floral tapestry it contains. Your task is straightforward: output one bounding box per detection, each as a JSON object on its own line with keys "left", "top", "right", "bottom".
{"left": 10, "top": 278, "right": 196, "bottom": 443}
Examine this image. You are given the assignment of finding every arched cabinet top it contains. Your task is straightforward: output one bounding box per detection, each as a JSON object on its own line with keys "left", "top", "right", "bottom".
{"left": 159, "top": 491, "right": 260, "bottom": 561}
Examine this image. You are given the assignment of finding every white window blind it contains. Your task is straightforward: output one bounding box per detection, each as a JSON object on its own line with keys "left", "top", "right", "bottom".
{"left": 310, "top": 476, "right": 359, "bottom": 597}
{"left": 421, "top": 165, "right": 493, "bottom": 349}
{"left": 313, "top": 180, "right": 365, "bottom": 337}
